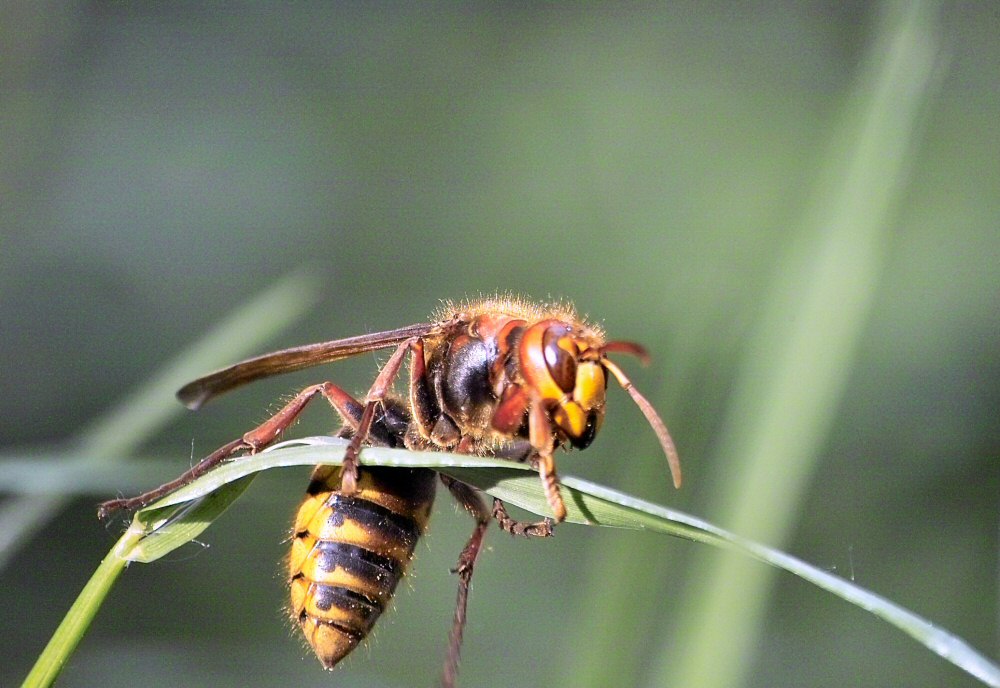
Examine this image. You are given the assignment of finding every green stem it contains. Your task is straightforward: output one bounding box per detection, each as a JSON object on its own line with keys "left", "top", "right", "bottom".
{"left": 21, "top": 526, "right": 140, "bottom": 688}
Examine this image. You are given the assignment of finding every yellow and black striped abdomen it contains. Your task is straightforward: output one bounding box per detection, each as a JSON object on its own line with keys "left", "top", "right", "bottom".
{"left": 289, "top": 464, "right": 437, "bottom": 668}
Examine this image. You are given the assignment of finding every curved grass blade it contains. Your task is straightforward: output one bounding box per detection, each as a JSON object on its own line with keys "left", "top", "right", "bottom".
{"left": 24, "top": 438, "right": 1000, "bottom": 687}
{"left": 125, "top": 475, "right": 257, "bottom": 563}
{"left": 119, "top": 437, "right": 999, "bottom": 686}
{"left": 1, "top": 269, "right": 320, "bottom": 573}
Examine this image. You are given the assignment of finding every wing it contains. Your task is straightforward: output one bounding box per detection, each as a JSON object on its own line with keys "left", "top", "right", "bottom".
{"left": 177, "top": 321, "right": 442, "bottom": 409}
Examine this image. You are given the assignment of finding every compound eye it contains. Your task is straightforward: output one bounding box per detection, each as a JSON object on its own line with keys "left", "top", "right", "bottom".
{"left": 542, "top": 327, "right": 578, "bottom": 393}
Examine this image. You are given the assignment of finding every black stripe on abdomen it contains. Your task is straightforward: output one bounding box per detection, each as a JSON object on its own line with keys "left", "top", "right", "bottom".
{"left": 315, "top": 494, "right": 422, "bottom": 553}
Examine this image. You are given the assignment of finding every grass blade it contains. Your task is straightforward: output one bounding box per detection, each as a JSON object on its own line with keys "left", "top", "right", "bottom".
{"left": 21, "top": 533, "right": 134, "bottom": 688}
{"left": 654, "top": 4, "right": 946, "bottom": 687}
{"left": 0, "top": 270, "right": 320, "bottom": 572}
{"left": 23, "top": 438, "right": 999, "bottom": 687}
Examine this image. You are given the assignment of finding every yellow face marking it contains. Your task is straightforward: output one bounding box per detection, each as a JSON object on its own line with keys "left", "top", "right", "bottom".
{"left": 573, "top": 361, "right": 606, "bottom": 412}
{"left": 553, "top": 400, "right": 587, "bottom": 437}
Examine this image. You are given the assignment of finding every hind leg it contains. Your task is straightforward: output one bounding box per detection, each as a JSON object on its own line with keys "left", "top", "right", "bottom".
{"left": 438, "top": 474, "right": 492, "bottom": 688}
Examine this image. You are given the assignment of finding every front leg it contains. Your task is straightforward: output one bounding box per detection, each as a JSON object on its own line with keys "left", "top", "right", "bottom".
{"left": 528, "top": 397, "right": 567, "bottom": 522}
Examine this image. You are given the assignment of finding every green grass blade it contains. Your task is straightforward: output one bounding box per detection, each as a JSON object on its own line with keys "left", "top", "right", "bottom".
{"left": 75, "top": 268, "right": 323, "bottom": 458}
{"left": 94, "top": 439, "right": 1000, "bottom": 684}
{"left": 0, "top": 270, "right": 320, "bottom": 572}
{"left": 21, "top": 530, "right": 135, "bottom": 688}
{"left": 19, "top": 475, "right": 259, "bottom": 687}
{"left": 654, "top": 4, "right": 946, "bottom": 688}
{"left": 126, "top": 475, "right": 258, "bottom": 563}
{"left": 25, "top": 438, "right": 999, "bottom": 686}
{"left": 0, "top": 455, "right": 195, "bottom": 496}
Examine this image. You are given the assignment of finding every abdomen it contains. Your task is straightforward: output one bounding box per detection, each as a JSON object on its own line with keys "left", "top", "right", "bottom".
{"left": 289, "top": 464, "right": 437, "bottom": 667}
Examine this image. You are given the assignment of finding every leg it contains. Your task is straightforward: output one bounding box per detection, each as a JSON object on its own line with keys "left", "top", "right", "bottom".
{"left": 528, "top": 398, "right": 567, "bottom": 522}
{"left": 97, "top": 437, "right": 246, "bottom": 518}
{"left": 536, "top": 451, "right": 566, "bottom": 521}
{"left": 339, "top": 337, "right": 422, "bottom": 492}
{"left": 97, "top": 381, "right": 364, "bottom": 518}
{"left": 407, "top": 337, "right": 441, "bottom": 441}
{"left": 404, "top": 336, "right": 466, "bottom": 448}
{"left": 492, "top": 498, "right": 553, "bottom": 538}
{"left": 439, "top": 474, "right": 491, "bottom": 688}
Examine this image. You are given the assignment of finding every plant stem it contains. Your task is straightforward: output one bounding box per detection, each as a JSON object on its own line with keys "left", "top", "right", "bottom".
{"left": 21, "top": 527, "right": 139, "bottom": 688}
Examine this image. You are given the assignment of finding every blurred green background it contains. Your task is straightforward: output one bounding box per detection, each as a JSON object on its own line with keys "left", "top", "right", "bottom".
{"left": 2, "top": 3, "right": 997, "bottom": 688}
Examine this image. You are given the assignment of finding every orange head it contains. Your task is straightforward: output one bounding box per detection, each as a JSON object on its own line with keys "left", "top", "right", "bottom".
{"left": 501, "top": 317, "right": 682, "bottom": 488}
